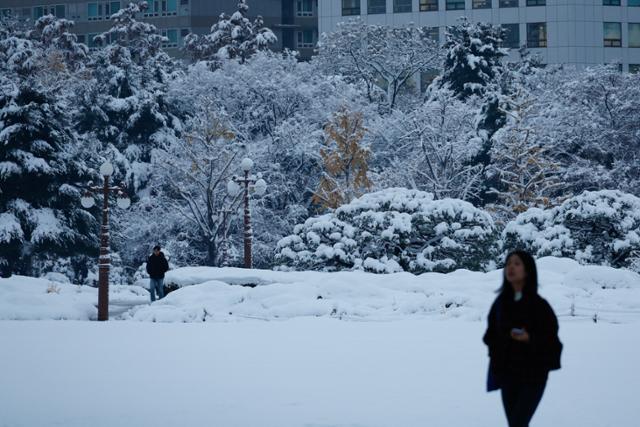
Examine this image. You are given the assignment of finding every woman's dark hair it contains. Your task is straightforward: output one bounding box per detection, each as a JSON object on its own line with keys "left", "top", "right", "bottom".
{"left": 500, "top": 250, "right": 539, "bottom": 297}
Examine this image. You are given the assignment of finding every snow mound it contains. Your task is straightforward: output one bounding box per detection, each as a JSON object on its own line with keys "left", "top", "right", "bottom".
{"left": 3, "top": 258, "right": 639, "bottom": 323}
{"left": 123, "top": 258, "right": 640, "bottom": 323}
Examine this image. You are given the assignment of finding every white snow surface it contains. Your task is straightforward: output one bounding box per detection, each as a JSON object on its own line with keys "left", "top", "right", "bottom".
{"left": 1, "top": 258, "right": 639, "bottom": 426}
{"left": 0, "top": 319, "right": 638, "bottom": 427}
{"left": 2, "top": 257, "right": 639, "bottom": 323}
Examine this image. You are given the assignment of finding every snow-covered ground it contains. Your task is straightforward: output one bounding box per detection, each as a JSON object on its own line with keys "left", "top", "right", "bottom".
{"left": 1, "top": 318, "right": 638, "bottom": 427}
{"left": 1, "top": 258, "right": 639, "bottom": 426}
{"left": 1, "top": 257, "right": 639, "bottom": 323}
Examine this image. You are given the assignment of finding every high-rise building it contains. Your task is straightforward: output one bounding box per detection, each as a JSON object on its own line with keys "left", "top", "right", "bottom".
{"left": 0, "top": 0, "right": 318, "bottom": 60}
{"left": 319, "top": 0, "right": 640, "bottom": 72}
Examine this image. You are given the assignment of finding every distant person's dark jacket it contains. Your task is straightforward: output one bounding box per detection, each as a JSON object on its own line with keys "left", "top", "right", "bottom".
{"left": 146, "top": 252, "right": 169, "bottom": 279}
{"left": 483, "top": 292, "right": 563, "bottom": 384}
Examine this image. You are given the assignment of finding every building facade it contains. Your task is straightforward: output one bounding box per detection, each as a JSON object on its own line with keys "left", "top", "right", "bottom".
{"left": 0, "top": 0, "right": 319, "bottom": 60}
{"left": 319, "top": 0, "right": 640, "bottom": 72}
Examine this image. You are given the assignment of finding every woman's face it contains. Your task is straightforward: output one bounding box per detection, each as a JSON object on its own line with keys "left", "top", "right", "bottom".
{"left": 505, "top": 254, "right": 527, "bottom": 289}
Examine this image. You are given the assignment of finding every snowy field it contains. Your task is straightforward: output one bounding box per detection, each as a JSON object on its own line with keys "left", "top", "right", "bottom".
{"left": 1, "top": 257, "right": 639, "bottom": 426}
{"left": 1, "top": 319, "right": 639, "bottom": 427}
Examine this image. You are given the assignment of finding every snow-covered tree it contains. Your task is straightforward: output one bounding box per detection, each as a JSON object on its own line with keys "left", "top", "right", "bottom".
{"left": 0, "top": 81, "right": 98, "bottom": 278}
{"left": 503, "top": 190, "right": 640, "bottom": 269}
{"left": 431, "top": 18, "right": 509, "bottom": 156}
{"left": 168, "top": 53, "right": 369, "bottom": 267}
{"left": 150, "top": 107, "right": 244, "bottom": 266}
{"left": 0, "top": 19, "right": 39, "bottom": 77}
{"left": 312, "top": 109, "right": 372, "bottom": 209}
{"left": 76, "top": 1, "right": 179, "bottom": 193}
{"left": 184, "top": 0, "right": 276, "bottom": 67}
{"left": 316, "top": 19, "right": 442, "bottom": 110}
{"left": 532, "top": 66, "right": 640, "bottom": 196}
{"left": 28, "top": 15, "right": 88, "bottom": 73}
{"left": 371, "top": 89, "right": 484, "bottom": 201}
{"left": 433, "top": 18, "right": 507, "bottom": 100}
{"left": 487, "top": 89, "right": 565, "bottom": 222}
{"left": 278, "top": 188, "right": 497, "bottom": 273}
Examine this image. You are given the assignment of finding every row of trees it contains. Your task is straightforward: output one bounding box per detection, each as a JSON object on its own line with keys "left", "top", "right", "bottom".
{"left": 277, "top": 188, "right": 640, "bottom": 273}
{"left": 1, "top": 2, "right": 639, "bottom": 280}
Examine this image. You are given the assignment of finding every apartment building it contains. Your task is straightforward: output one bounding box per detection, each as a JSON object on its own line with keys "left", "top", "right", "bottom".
{"left": 0, "top": 0, "right": 319, "bottom": 60}
{"left": 319, "top": 0, "right": 640, "bottom": 72}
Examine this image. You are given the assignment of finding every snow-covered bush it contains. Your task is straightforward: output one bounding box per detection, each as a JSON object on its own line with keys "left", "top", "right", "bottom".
{"left": 276, "top": 188, "right": 498, "bottom": 273}
{"left": 503, "top": 190, "right": 640, "bottom": 268}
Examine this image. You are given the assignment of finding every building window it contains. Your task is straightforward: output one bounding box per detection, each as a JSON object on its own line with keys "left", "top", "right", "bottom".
{"left": 629, "top": 64, "right": 640, "bottom": 73}
{"left": 180, "top": 0, "right": 189, "bottom": 4}
{"left": 502, "top": 23, "right": 520, "bottom": 48}
{"left": 473, "top": 0, "right": 491, "bottom": 8}
{"left": 161, "top": 0, "right": 178, "bottom": 16}
{"left": 603, "top": 22, "right": 622, "bottom": 47}
{"left": 368, "top": 0, "right": 386, "bottom": 14}
{"left": 1, "top": 8, "right": 11, "bottom": 17}
{"left": 527, "top": 22, "right": 547, "bottom": 47}
{"left": 527, "top": 0, "right": 545, "bottom": 5}
{"left": 500, "top": 0, "right": 518, "bottom": 7}
{"left": 446, "top": 0, "right": 465, "bottom": 10}
{"left": 161, "top": 29, "right": 178, "bottom": 47}
{"left": 342, "top": 0, "right": 360, "bottom": 15}
{"left": 603, "top": 0, "right": 620, "bottom": 5}
{"left": 145, "top": 0, "right": 159, "bottom": 16}
{"left": 88, "top": 3, "right": 116, "bottom": 20}
{"left": 33, "top": 6, "right": 44, "bottom": 19}
{"left": 296, "top": 30, "right": 315, "bottom": 48}
{"left": 297, "top": 0, "right": 313, "bottom": 16}
{"left": 629, "top": 23, "right": 640, "bottom": 47}
{"left": 394, "top": 0, "right": 412, "bottom": 12}
{"left": 55, "top": 5, "right": 65, "bottom": 18}
{"left": 77, "top": 34, "right": 86, "bottom": 44}
{"left": 630, "top": 0, "right": 640, "bottom": 6}
{"left": 420, "top": 0, "right": 439, "bottom": 11}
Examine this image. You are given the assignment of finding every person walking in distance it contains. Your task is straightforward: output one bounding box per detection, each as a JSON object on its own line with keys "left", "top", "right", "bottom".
{"left": 146, "top": 245, "right": 169, "bottom": 302}
{"left": 483, "top": 250, "right": 563, "bottom": 427}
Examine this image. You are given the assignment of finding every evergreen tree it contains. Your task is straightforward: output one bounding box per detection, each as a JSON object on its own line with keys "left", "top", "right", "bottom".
{"left": 28, "top": 15, "right": 88, "bottom": 73}
{"left": 0, "top": 81, "right": 98, "bottom": 278}
{"left": 76, "top": 1, "right": 179, "bottom": 193}
{"left": 434, "top": 18, "right": 507, "bottom": 100}
{"left": 184, "top": 0, "right": 277, "bottom": 67}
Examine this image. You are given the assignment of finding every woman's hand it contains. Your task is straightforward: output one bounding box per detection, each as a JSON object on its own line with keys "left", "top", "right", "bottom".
{"left": 510, "top": 328, "right": 530, "bottom": 343}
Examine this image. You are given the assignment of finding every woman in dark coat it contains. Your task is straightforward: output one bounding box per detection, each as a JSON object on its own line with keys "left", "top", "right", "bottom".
{"left": 483, "top": 250, "right": 563, "bottom": 427}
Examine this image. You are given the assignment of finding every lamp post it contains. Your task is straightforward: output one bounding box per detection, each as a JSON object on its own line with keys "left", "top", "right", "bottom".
{"left": 80, "top": 161, "right": 130, "bottom": 321}
{"left": 227, "top": 158, "right": 267, "bottom": 269}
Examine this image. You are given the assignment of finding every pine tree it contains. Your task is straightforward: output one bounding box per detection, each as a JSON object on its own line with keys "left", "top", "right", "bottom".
{"left": 76, "top": 1, "right": 179, "bottom": 192}
{"left": 312, "top": 109, "right": 372, "bottom": 209}
{"left": 184, "top": 0, "right": 277, "bottom": 67}
{"left": 0, "top": 81, "right": 98, "bottom": 277}
{"left": 434, "top": 17, "right": 508, "bottom": 100}
{"left": 28, "top": 15, "right": 88, "bottom": 73}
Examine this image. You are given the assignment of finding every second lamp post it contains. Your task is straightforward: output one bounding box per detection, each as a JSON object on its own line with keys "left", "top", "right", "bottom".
{"left": 227, "top": 158, "right": 267, "bottom": 269}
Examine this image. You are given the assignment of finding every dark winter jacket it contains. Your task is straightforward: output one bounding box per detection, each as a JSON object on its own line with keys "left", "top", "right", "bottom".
{"left": 146, "top": 252, "right": 169, "bottom": 279}
{"left": 483, "top": 292, "right": 562, "bottom": 384}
